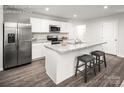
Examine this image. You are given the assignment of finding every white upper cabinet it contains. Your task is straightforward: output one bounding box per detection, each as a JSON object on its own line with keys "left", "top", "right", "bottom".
{"left": 31, "top": 18, "right": 49, "bottom": 32}
{"left": 49, "top": 20, "right": 61, "bottom": 26}
{"left": 60, "top": 22, "right": 69, "bottom": 33}
{"left": 31, "top": 17, "right": 78, "bottom": 40}
{"left": 31, "top": 18, "right": 42, "bottom": 32}
{"left": 41, "top": 19, "right": 50, "bottom": 32}
{"left": 31, "top": 17, "right": 70, "bottom": 33}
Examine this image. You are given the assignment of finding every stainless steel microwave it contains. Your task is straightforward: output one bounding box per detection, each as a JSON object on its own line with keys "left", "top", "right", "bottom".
{"left": 49, "top": 25, "right": 60, "bottom": 33}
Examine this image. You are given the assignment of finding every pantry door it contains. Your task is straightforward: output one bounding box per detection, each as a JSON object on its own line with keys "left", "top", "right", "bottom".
{"left": 102, "top": 21, "right": 118, "bottom": 55}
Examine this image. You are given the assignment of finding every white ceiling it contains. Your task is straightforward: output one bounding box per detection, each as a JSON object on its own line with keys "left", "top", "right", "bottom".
{"left": 4, "top": 5, "right": 124, "bottom": 21}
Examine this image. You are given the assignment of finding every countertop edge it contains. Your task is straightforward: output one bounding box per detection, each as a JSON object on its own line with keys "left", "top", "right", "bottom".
{"left": 45, "top": 42, "right": 107, "bottom": 54}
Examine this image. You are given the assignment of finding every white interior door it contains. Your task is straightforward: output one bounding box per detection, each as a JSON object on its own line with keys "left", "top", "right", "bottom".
{"left": 102, "top": 22, "right": 118, "bottom": 55}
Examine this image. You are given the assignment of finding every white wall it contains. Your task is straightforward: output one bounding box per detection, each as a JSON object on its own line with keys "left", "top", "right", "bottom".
{"left": 0, "top": 5, "right": 3, "bottom": 71}
{"left": 83, "top": 12, "right": 124, "bottom": 57}
{"left": 118, "top": 17, "right": 124, "bottom": 57}
{"left": 85, "top": 21, "right": 103, "bottom": 43}
{"left": 76, "top": 25, "right": 86, "bottom": 41}
{"left": 67, "top": 21, "right": 85, "bottom": 40}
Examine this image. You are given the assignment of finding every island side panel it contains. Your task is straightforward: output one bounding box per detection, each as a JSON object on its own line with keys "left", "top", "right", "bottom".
{"left": 56, "top": 51, "right": 79, "bottom": 84}
{"left": 56, "top": 47, "right": 97, "bottom": 84}
{"left": 45, "top": 44, "right": 103, "bottom": 84}
{"left": 45, "top": 48, "right": 59, "bottom": 84}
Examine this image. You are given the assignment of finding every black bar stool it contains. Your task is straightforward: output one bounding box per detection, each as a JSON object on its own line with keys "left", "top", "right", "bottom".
{"left": 75, "top": 54, "right": 96, "bottom": 83}
{"left": 91, "top": 50, "right": 107, "bottom": 72}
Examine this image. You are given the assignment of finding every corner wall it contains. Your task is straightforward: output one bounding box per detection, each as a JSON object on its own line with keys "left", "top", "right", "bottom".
{"left": 84, "top": 13, "right": 124, "bottom": 57}
{"left": 118, "top": 16, "right": 124, "bottom": 57}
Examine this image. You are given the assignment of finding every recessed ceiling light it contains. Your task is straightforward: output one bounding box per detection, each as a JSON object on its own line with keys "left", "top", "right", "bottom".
{"left": 45, "top": 7, "right": 49, "bottom": 11}
{"left": 73, "top": 14, "right": 77, "bottom": 18}
{"left": 104, "top": 6, "right": 108, "bottom": 9}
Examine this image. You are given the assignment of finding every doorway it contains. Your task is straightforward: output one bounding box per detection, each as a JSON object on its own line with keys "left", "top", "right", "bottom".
{"left": 102, "top": 21, "right": 118, "bottom": 55}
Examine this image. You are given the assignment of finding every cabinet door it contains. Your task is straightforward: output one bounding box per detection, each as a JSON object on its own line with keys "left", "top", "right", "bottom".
{"left": 31, "top": 18, "right": 50, "bottom": 33}
{"left": 102, "top": 22, "right": 117, "bottom": 55}
{"left": 32, "top": 44, "right": 42, "bottom": 59}
{"left": 60, "top": 22, "right": 68, "bottom": 33}
{"left": 31, "top": 18, "right": 42, "bottom": 32}
{"left": 41, "top": 19, "right": 49, "bottom": 32}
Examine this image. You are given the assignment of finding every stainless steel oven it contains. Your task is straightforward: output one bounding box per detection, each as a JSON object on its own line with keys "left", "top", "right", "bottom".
{"left": 47, "top": 35, "right": 62, "bottom": 44}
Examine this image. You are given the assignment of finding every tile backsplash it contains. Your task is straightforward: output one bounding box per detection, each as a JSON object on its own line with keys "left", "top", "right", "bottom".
{"left": 32, "top": 32, "right": 68, "bottom": 41}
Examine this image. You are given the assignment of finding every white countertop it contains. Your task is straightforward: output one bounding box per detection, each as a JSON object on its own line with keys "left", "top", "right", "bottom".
{"left": 32, "top": 40, "right": 51, "bottom": 45}
{"left": 45, "top": 42, "right": 107, "bottom": 53}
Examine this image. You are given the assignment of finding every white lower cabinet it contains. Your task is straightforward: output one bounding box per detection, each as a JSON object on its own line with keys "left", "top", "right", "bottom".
{"left": 32, "top": 42, "right": 51, "bottom": 60}
{"left": 32, "top": 43, "right": 42, "bottom": 60}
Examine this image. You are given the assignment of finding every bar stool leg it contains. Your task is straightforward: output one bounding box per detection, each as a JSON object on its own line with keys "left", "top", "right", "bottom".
{"left": 96, "top": 56, "right": 98, "bottom": 66}
{"left": 103, "top": 54, "right": 107, "bottom": 67}
{"left": 90, "top": 61, "right": 92, "bottom": 68}
{"left": 75, "top": 58, "right": 79, "bottom": 76}
{"left": 93, "top": 60, "right": 96, "bottom": 75}
{"left": 98, "top": 56, "right": 101, "bottom": 72}
{"left": 84, "top": 62, "right": 87, "bottom": 83}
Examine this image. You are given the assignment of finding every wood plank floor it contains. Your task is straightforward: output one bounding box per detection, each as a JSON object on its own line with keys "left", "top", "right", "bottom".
{"left": 0, "top": 54, "right": 124, "bottom": 87}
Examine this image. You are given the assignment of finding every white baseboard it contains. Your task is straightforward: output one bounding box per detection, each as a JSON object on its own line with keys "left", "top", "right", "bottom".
{"left": 0, "top": 67, "right": 3, "bottom": 72}
{"left": 32, "top": 57, "right": 45, "bottom": 62}
{"left": 117, "top": 54, "right": 124, "bottom": 58}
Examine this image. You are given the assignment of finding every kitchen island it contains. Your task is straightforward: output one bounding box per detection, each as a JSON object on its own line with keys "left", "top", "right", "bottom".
{"left": 45, "top": 42, "right": 106, "bottom": 84}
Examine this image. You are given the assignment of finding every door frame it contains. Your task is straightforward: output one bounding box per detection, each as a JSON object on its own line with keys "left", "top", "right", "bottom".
{"left": 102, "top": 20, "right": 119, "bottom": 56}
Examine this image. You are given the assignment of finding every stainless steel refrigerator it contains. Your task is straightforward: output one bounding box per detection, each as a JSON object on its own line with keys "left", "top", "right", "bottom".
{"left": 3, "top": 22, "right": 32, "bottom": 69}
